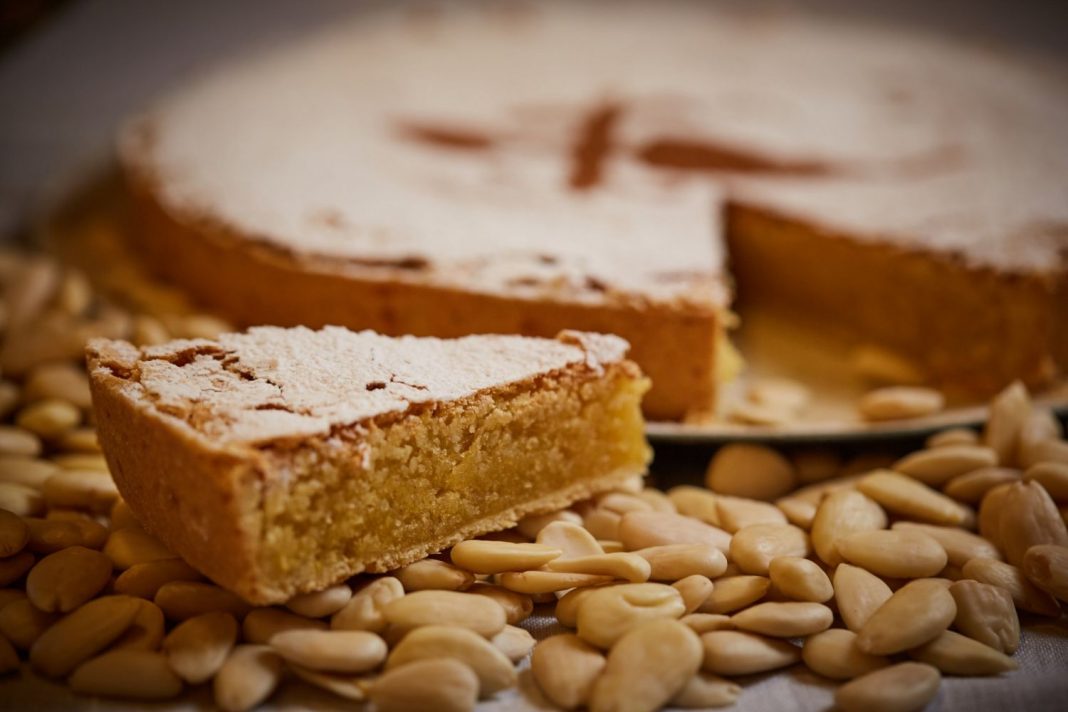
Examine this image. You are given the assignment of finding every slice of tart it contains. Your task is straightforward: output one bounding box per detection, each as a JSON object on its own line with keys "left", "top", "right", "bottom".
{"left": 87, "top": 326, "right": 650, "bottom": 604}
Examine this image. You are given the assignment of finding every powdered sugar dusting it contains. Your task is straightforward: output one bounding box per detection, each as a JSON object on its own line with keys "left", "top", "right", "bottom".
{"left": 90, "top": 327, "right": 630, "bottom": 446}
{"left": 123, "top": 1, "right": 1068, "bottom": 291}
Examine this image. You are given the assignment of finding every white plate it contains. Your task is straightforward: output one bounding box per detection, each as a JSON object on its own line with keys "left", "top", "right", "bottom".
{"left": 647, "top": 309, "right": 1068, "bottom": 444}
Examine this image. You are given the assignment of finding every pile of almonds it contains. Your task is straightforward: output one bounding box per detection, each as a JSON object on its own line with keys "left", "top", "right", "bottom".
{"left": 1, "top": 247, "right": 1068, "bottom": 712}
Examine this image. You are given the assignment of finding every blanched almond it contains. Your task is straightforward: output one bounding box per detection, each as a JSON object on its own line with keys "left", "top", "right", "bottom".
{"left": 730, "top": 523, "right": 810, "bottom": 575}
{"left": 368, "top": 657, "right": 478, "bottom": 712}
{"left": 858, "top": 387, "right": 944, "bottom": 421}
{"left": 835, "top": 662, "right": 941, "bottom": 712}
{"left": 637, "top": 487, "right": 677, "bottom": 513}
{"left": 383, "top": 590, "right": 505, "bottom": 638}
{"left": 386, "top": 625, "right": 515, "bottom": 697}
{"left": 111, "top": 597, "right": 167, "bottom": 653}
{"left": 857, "top": 579, "right": 956, "bottom": 655}
{"left": 834, "top": 564, "right": 893, "bottom": 632}
{"left": 30, "top": 594, "right": 141, "bottom": 677}
{"left": 0, "top": 509, "right": 28, "bottom": 557}
{"left": 961, "top": 557, "right": 1060, "bottom": 617}
{"left": 996, "top": 481, "right": 1068, "bottom": 568}
{"left": 983, "top": 381, "right": 1031, "bottom": 465}
{"left": 700, "top": 630, "right": 800, "bottom": 676}
{"left": 271, "top": 629, "right": 387, "bottom": 674}
{"left": 731, "top": 602, "right": 833, "bottom": 638}
{"left": 0, "top": 596, "right": 57, "bottom": 649}
{"left": 715, "top": 496, "right": 788, "bottom": 533}
{"left": 893, "top": 445, "right": 997, "bottom": 486}
{"left": 582, "top": 508, "right": 621, "bottom": 540}
{"left": 491, "top": 624, "right": 535, "bottom": 663}
{"left": 17, "top": 397, "right": 80, "bottom": 438}
{"left": 837, "top": 529, "right": 947, "bottom": 579}
{"left": 287, "top": 664, "right": 369, "bottom": 701}
{"left": 1025, "top": 462, "right": 1068, "bottom": 502}
{"left": 595, "top": 491, "right": 653, "bottom": 515}
{"left": 909, "top": 630, "right": 1017, "bottom": 676}
{"left": 25, "top": 545, "right": 111, "bottom": 613}
{"left": 45, "top": 510, "right": 107, "bottom": 549}
{"left": 768, "top": 557, "right": 833, "bottom": 602}
{"left": 0, "top": 549, "right": 34, "bottom": 587}
{"left": 214, "top": 644, "right": 283, "bottom": 712}
{"left": 555, "top": 585, "right": 608, "bottom": 628}
{"left": 330, "top": 576, "right": 403, "bottom": 633}
{"left": 927, "top": 428, "right": 979, "bottom": 449}
{"left": 154, "top": 581, "right": 251, "bottom": 621}
{"left": 114, "top": 558, "right": 203, "bottom": 599}
{"left": 1021, "top": 544, "right": 1068, "bottom": 602}
{"left": 978, "top": 483, "right": 1012, "bottom": 550}
{"left": 590, "top": 619, "right": 702, "bottom": 712}
{"left": 535, "top": 520, "right": 604, "bottom": 558}
{"left": 857, "top": 470, "right": 970, "bottom": 527}
{"left": 0, "top": 455, "right": 56, "bottom": 488}
{"left": 450, "top": 540, "right": 561, "bottom": 574}
{"left": 98, "top": 593, "right": 163, "bottom": 651}
{"left": 811, "top": 489, "right": 887, "bottom": 566}
{"left": 943, "top": 467, "right": 1021, "bottom": 504}
{"left": 285, "top": 584, "right": 353, "bottom": 616}
{"left": 243, "top": 607, "right": 326, "bottom": 644}
{"left": 802, "top": 628, "right": 889, "bottom": 681}
{"left": 516, "top": 510, "right": 583, "bottom": 539}
{"left": 576, "top": 583, "right": 685, "bottom": 649}
{"left": 531, "top": 633, "right": 605, "bottom": 710}
{"left": 546, "top": 552, "right": 651, "bottom": 582}
{"left": 698, "top": 575, "right": 769, "bottom": 615}
{"left": 618, "top": 511, "right": 731, "bottom": 554}
{"left": 465, "top": 583, "right": 533, "bottom": 625}
{"left": 164, "top": 611, "right": 238, "bottom": 683}
{"left": 672, "top": 575, "right": 715, "bottom": 614}
{"left": 852, "top": 344, "right": 926, "bottom": 385}
{"left": 891, "top": 521, "right": 1000, "bottom": 566}
{"left": 41, "top": 468, "right": 116, "bottom": 513}
{"left": 104, "top": 527, "right": 175, "bottom": 569}
{"left": 0, "top": 482, "right": 43, "bottom": 517}
{"left": 666, "top": 485, "right": 721, "bottom": 526}
{"left": 705, "top": 444, "right": 796, "bottom": 501}
{"left": 679, "top": 613, "right": 734, "bottom": 634}
{"left": 498, "top": 570, "right": 613, "bottom": 594}
{"left": 0, "top": 427, "right": 41, "bottom": 458}
{"left": 24, "top": 517, "right": 82, "bottom": 553}
{"left": 69, "top": 649, "right": 182, "bottom": 699}
{"left": 670, "top": 671, "right": 742, "bottom": 708}
{"left": 633, "top": 544, "right": 727, "bottom": 581}
{"left": 775, "top": 496, "right": 818, "bottom": 529}
{"left": 949, "top": 580, "right": 1019, "bottom": 654}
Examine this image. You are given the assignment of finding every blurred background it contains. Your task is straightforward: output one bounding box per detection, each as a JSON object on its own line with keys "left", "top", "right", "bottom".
{"left": 2, "top": 0, "right": 1068, "bottom": 238}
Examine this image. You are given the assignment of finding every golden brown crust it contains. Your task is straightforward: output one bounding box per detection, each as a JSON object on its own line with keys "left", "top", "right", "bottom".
{"left": 727, "top": 203, "right": 1064, "bottom": 393}
{"left": 89, "top": 361, "right": 266, "bottom": 598}
{"left": 123, "top": 172, "right": 718, "bottom": 422}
